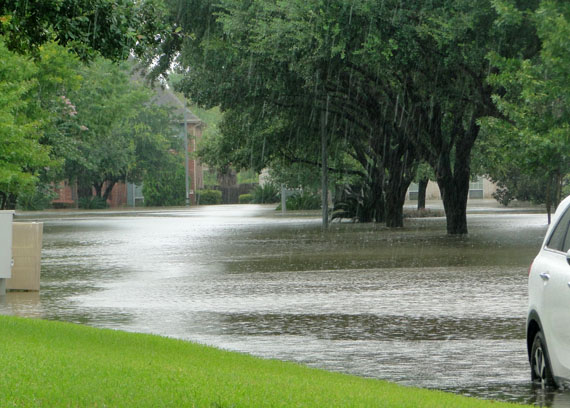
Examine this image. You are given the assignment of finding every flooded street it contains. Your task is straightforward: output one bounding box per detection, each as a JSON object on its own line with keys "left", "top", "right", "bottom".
{"left": 1, "top": 204, "right": 567, "bottom": 406}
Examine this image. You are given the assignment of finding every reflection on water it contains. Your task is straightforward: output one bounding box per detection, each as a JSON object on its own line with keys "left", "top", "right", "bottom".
{"left": 1, "top": 292, "right": 42, "bottom": 318}
{"left": 2, "top": 205, "right": 569, "bottom": 406}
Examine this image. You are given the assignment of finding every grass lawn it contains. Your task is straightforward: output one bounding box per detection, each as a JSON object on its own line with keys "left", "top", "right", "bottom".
{"left": 0, "top": 315, "right": 530, "bottom": 407}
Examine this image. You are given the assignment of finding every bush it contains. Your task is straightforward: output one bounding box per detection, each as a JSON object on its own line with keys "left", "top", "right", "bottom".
{"left": 278, "top": 191, "right": 321, "bottom": 210}
{"left": 143, "top": 162, "right": 186, "bottom": 207}
{"left": 489, "top": 168, "right": 560, "bottom": 207}
{"left": 492, "top": 185, "right": 515, "bottom": 207}
{"left": 252, "top": 183, "right": 280, "bottom": 204}
{"left": 197, "top": 189, "right": 222, "bottom": 205}
{"left": 16, "top": 184, "right": 56, "bottom": 211}
{"left": 78, "top": 196, "right": 108, "bottom": 209}
{"left": 239, "top": 193, "right": 253, "bottom": 204}
{"left": 332, "top": 182, "right": 375, "bottom": 222}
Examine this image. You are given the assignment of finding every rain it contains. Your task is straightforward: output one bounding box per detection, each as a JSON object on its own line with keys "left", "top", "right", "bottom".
{"left": 1, "top": 0, "right": 569, "bottom": 406}
{"left": 0, "top": 205, "right": 564, "bottom": 406}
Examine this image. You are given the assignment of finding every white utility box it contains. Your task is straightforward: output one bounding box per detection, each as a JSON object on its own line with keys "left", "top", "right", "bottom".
{"left": 7, "top": 222, "right": 43, "bottom": 291}
{"left": 0, "top": 211, "right": 14, "bottom": 295}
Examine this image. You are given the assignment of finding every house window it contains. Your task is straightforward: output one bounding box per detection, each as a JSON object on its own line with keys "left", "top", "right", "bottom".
{"left": 408, "top": 182, "right": 419, "bottom": 200}
{"left": 469, "top": 177, "right": 484, "bottom": 199}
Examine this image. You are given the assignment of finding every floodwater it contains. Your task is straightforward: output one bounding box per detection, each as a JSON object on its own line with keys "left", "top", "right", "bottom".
{"left": 1, "top": 204, "right": 569, "bottom": 406}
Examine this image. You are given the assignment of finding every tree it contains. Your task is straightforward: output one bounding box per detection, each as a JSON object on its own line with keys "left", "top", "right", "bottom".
{"left": 0, "top": 0, "right": 172, "bottom": 208}
{"left": 413, "top": 163, "right": 435, "bottom": 211}
{"left": 481, "top": 0, "right": 570, "bottom": 223}
{"left": 33, "top": 41, "right": 85, "bottom": 189}
{"left": 155, "top": 0, "right": 540, "bottom": 234}
{"left": 0, "top": 38, "right": 52, "bottom": 209}
{"left": 160, "top": 0, "right": 421, "bottom": 228}
{"left": 63, "top": 59, "right": 179, "bottom": 201}
{"left": 379, "top": 0, "right": 540, "bottom": 234}
{"left": 142, "top": 152, "right": 186, "bottom": 207}
{"left": 0, "top": 0, "right": 169, "bottom": 61}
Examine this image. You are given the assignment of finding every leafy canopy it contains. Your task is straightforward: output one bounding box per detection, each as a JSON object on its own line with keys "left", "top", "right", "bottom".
{"left": 0, "top": 38, "right": 53, "bottom": 208}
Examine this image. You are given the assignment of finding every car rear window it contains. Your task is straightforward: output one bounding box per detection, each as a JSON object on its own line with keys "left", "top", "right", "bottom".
{"left": 547, "top": 207, "right": 570, "bottom": 252}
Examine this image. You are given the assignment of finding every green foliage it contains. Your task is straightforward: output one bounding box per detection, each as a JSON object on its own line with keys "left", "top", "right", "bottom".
{"left": 0, "top": 36, "right": 181, "bottom": 209}
{"left": 15, "top": 183, "right": 56, "bottom": 211}
{"left": 160, "top": 0, "right": 543, "bottom": 232}
{"left": 34, "top": 41, "right": 85, "bottom": 186}
{"left": 332, "top": 182, "right": 375, "bottom": 222}
{"left": 413, "top": 163, "right": 435, "bottom": 184}
{"left": 0, "top": 0, "right": 170, "bottom": 61}
{"left": 142, "top": 154, "right": 186, "bottom": 207}
{"left": 269, "top": 158, "right": 357, "bottom": 194}
{"left": 481, "top": 0, "right": 570, "bottom": 214}
{"left": 491, "top": 169, "right": 555, "bottom": 207}
{"left": 62, "top": 58, "right": 179, "bottom": 201}
{"left": 252, "top": 184, "right": 280, "bottom": 204}
{"left": 0, "top": 37, "right": 53, "bottom": 209}
{"left": 78, "top": 196, "right": 108, "bottom": 209}
{"left": 0, "top": 315, "right": 525, "bottom": 408}
{"left": 238, "top": 194, "right": 253, "bottom": 204}
{"left": 202, "top": 170, "right": 219, "bottom": 187}
{"left": 279, "top": 191, "right": 321, "bottom": 211}
{"left": 196, "top": 189, "right": 222, "bottom": 205}
{"left": 187, "top": 103, "right": 224, "bottom": 169}
{"left": 237, "top": 169, "right": 259, "bottom": 185}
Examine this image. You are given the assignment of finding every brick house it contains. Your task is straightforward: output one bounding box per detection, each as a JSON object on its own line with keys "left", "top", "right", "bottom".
{"left": 151, "top": 85, "right": 205, "bottom": 205}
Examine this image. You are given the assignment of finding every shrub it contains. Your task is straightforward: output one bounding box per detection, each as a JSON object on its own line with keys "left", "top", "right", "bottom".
{"left": 16, "top": 184, "right": 56, "bottom": 211}
{"left": 332, "top": 182, "right": 374, "bottom": 222}
{"left": 278, "top": 191, "right": 321, "bottom": 210}
{"left": 239, "top": 193, "right": 253, "bottom": 204}
{"left": 252, "top": 183, "right": 280, "bottom": 204}
{"left": 492, "top": 185, "right": 515, "bottom": 207}
{"left": 143, "top": 162, "right": 186, "bottom": 207}
{"left": 197, "top": 189, "right": 222, "bottom": 205}
{"left": 78, "top": 196, "right": 108, "bottom": 209}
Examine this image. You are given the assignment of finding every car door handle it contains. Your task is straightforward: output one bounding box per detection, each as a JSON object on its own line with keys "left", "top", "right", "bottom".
{"left": 540, "top": 272, "right": 551, "bottom": 281}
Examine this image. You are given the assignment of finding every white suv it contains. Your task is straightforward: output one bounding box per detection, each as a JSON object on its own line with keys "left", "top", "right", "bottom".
{"left": 528, "top": 195, "right": 570, "bottom": 387}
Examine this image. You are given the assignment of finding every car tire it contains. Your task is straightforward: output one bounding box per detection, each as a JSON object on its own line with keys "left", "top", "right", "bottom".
{"left": 530, "top": 331, "right": 556, "bottom": 387}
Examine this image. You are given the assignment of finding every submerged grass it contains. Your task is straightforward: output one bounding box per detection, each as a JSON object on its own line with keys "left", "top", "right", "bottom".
{"left": 0, "top": 315, "right": 529, "bottom": 407}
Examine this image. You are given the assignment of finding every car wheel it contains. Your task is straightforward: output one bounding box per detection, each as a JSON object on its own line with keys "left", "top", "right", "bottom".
{"left": 531, "top": 331, "right": 556, "bottom": 387}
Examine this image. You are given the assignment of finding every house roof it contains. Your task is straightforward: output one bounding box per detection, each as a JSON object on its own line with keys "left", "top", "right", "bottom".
{"left": 130, "top": 66, "right": 203, "bottom": 126}
{"left": 151, "top": 85, "right": 203, "bottom": 125}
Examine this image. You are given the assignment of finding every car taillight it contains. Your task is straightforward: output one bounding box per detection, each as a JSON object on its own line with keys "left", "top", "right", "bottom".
{"left": 528, "top": 261, "right": 534, "bottom": 276}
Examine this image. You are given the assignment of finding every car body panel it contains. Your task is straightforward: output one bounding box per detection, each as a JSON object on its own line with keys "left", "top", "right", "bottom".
{"left": 528, "top": 195, "right": 570, "bottom": 385}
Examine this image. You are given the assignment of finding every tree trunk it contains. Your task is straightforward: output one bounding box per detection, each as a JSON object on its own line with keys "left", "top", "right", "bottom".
{"left": 358, "top": 167, "right": 385, "bottom": 223}
{"left": 555, "top": 169, "right": 562, "bottom": 210}
{"left": 417, "top": 178, "right": 428, "bottom": 210}
{"left": 93, "top": 182, "right": 103, "bottom": 198}
{"left": 385, "top": 185, "right": 409, "bottom": 228}
{"left": 437, "top": 150, "right": 470, "bottom": 235}
{"left": 431, "top": 111, "right": 478, "bottom": 235}
{"left": 546, "top": 176, "right": 552, "bottom": 225}
{"left": 434, "top": 141, "right": 471, "bottom": 235}
{"left": 384, "top": 161, "right": 415, "bottom": 228}
{"left": 439, "top": 181, "right": 469, "bottom": 234}
{"left": 373, "top": 193, "right": 385, "bottom": 223}
{"left": 321, "top": 108, "right": 329, "bottom": 230}
{"left": 103, "top": 181, "right": 116, "bottom": 201}
{"left": 383, "top": 131, "right": 417, "bottom": 228}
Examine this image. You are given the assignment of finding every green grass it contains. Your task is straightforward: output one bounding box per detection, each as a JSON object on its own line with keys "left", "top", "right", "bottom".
{"left": 0, "top": 315, "right": 529, "bottom": 407}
